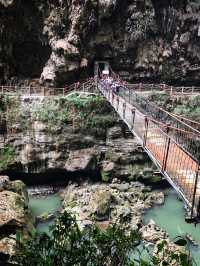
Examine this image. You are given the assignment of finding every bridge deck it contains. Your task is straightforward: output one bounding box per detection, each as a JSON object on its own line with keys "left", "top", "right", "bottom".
{"left": 98, "top": 82, "right": 200, "bottom": 218}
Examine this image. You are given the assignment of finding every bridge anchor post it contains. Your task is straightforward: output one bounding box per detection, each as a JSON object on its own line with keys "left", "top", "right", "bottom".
{"left": 143, "top": 116, "right": 149, "bottom": 147}
{"left": 190, "top": 167, "right": 199, "bottom": 219}
{"left": 131, "top": 108, "right": 136, "bottom": 129}
{"left": 123, "top": 102, "right": 126, "bottom": 119}
{"left": 111, "top": 92, "right": 114, "bottom": 104}
{"left": 116, "top": 97, "right": 119, "bottom": 111}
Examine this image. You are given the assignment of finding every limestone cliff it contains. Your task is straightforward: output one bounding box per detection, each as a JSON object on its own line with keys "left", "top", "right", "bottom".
{"left": 0, "top": 0, "right": 200, "bottom": 86}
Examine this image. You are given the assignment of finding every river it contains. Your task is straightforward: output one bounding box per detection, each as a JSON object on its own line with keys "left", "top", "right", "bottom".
{"left": 144, "top": 189, "right": 200, "bottom": 265}
{"left": 28, "top": 188, "right": 200, "bottom": 264}
{"left": 29, "top": 193, "right": 61, "bottom": 234}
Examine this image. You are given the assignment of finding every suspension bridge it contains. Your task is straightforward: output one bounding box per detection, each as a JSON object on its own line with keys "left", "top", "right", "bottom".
{"left": 95, "top": 62, "right": 200, "bottom": 221}
{"left": 0, "top": 62, "right": 200, "bottom": 221}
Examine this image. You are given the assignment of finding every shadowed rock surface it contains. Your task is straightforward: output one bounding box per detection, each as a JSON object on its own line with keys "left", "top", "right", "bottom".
{"left": 1, "top": 0, "right": 200, "bottom": 86}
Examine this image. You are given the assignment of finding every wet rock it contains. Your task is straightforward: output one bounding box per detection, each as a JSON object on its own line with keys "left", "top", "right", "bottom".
{"left": 148, "top": 192, "right": 165, "bottom": 205}
{"left": 153, "top": 239, "right": 189, "bottom": 265}
{"left": 0, "top": 176, "right": 9, "bottom": 191}
{"left": 140, "top": 220, "right": 168, "bottom": 243}
{"left": 180, "top": 32, "right": 190, "bottom": 45}
{"left": 36, "top": 212, "right": 56, "bottom": 223}
{"left": 117, "top": 183, "right": 130, "bottom": 192}
{"left": 61, "top": 181, "right": 165, "bottom": 233}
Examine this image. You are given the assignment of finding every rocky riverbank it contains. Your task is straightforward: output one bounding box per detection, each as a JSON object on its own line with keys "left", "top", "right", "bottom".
{"left": 0, "top": 176, "right": 34, "bottom": 265}
{"left": 60, "top": 179, "right": 165, "bottom": 232}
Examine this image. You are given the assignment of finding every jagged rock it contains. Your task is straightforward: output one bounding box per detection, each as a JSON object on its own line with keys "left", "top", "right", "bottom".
{"left": 117, "top": 205, "right": 132, "bottom": 222}
{"left": 153, "top": 239, "right": 189, "bottom": 265}
{"left": 140, "top": 220, "right": 168, "bottom": 243}
{"left": 107, "top": 127, "right": 122, "bottom": 139}
{"left": 0, "top": 176, "right": 9, "bottom": 191}
{"left": 90, "top": 190, "right": 111, "bottom": 221}
{"left": 61, "top": 181, "right": 164, "bottom": 233}
{"left": 0, "top": 237, "right": 16, "bottom": 258}
{"left": 0, "top": 179, "right": 33, "bottom": 262}
{"left": 0, "top": 190, "right": 26, "bottom": 228}
{"left": 0, "top": 0, "right": 14, "bottom": 7}
{"left": 117, "top": 183, "right": 130, "bottom": 192}
{"left": 180, "top": 32, "right": 190, "bottom": 45}
{"left": 1, "top": 1, "right": 200, "bottom": 85}
{"left": 65, "top": 148, "right": 97, "bottom": 173}
{"left": 101, "top": 160, "right": 115, "bottom": 174}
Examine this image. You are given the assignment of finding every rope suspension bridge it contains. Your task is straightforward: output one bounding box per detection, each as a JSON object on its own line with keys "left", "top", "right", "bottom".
{"left": 0, "top": 61, "right": 200, "bottom": 221}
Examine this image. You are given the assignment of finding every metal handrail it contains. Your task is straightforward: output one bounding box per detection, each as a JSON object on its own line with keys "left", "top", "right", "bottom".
{"left": 98, "top": 80, "right": 200, "bottom": 218}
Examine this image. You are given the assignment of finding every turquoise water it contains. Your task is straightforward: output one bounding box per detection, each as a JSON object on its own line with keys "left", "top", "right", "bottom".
{"left": 29, "top": 194, "right": 61, "bottom": 234}
{"left": 144, "top": 189, "right": 200, "bottom": 265}
{"left": 28, "top": 189, "right": 200, "bottom": 264}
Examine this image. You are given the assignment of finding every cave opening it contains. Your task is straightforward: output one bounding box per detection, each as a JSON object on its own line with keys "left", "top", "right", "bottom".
{"left": 13, "top": 40, "right": 51, "bottom": 79}
{"left": 3, "top": 168, "right": 101, "bottom": 186}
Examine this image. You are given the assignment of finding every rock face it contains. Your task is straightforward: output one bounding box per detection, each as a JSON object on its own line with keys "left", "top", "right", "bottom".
{"left": 65, "top": 148, "right": 97, "bottom": 173}
{"left": 0, "top": 176, "right": 34, "bottom": 264}
{"left": 1, "top": 94, "right": 159, "bottom": 183}
{"left": 1, "top": 1, "right": 200, "bottom": 85}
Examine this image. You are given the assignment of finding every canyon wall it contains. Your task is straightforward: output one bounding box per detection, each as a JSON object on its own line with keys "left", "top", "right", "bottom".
{"left": 1, "top": 0, "right": 200, "bottom": 86}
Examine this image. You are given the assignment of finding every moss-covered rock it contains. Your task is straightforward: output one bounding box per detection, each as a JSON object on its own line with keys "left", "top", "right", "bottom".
{"left": 90, "top": 190, "right": 111, "bottom": 221}
{"left": 0, "top": 176, "right": 34, "bottom": 264}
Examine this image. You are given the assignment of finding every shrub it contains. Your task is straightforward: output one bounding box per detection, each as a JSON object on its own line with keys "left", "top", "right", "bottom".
{"left": 13, "top": 212, "right": 193, "bottom": 266}
{"left": 0, "top": 144, "right": 15, "bottom": 170}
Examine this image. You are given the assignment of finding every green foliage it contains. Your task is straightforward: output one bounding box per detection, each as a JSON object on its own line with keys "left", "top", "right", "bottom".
{"left": 66, "top": 94, "right": 107, "bottom": 112}
{"left": 0, "top": 144, "right": 15, "bottom": 170}
{"left": 14, "top": 211, "right": 140, "bottom": 266}
{"left": 148, "top": 93, "right": 200, "bottom": 122}
{"left": 0, "top": 94, "right": 10, "bottom": 113}
{"left": 13, "top": 212, "right": 193, "bottom": 266}
{"left": 151, "top": 240, "right": 192, "bottom": 266}
{"left": 31, "top": 94, "right": 115, "bottom": 134}
{"left": 0, "top": 94, "right": 30, "bottom": 131}
{"left": 66, "top": 94, "right": 116, "bottom": 135}
{"left": 32, "top": 100, "right": 69, "bottom": 131}
{"left": 0, "top": 93, "right": 115, "bottom": 135}
{"left": 101, "top": 170, "right": 110, "bottom": 182}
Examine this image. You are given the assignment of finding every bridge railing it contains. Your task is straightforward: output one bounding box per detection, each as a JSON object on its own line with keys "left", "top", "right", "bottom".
{"left": 98, "top": 81, "right": 200, "bottom": 218}
{"left": 109, "top": 67, "right": 200, "bottom": 95}
{"left": 126, "top": 83, "right": 200, "bottom": 95}
{"left": 0, "top": 78, "right": 95, "bottom": 96}
{"left": 110, "top": 82, "right": 200, "bottom": 162}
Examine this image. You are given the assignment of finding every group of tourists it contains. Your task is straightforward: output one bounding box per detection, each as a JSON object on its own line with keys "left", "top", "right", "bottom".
{"left": 100, "top": 74, "right": 127, "bottom": 94}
